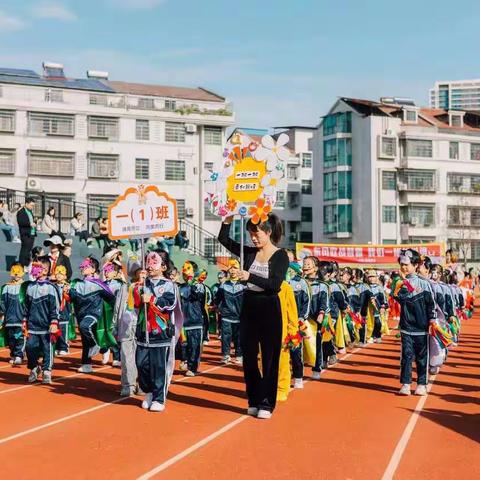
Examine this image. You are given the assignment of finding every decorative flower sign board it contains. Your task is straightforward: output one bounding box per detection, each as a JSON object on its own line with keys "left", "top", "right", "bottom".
{"left": 108, "top": 184, "right": 179, "bottom": 240}
{"left": 204, "top": 131, "right": 289, "bottom": 223}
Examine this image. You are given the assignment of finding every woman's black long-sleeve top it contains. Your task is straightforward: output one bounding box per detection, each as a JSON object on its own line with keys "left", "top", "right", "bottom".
{"left": 218, "top": 223, "right": 289, "bottom": 294}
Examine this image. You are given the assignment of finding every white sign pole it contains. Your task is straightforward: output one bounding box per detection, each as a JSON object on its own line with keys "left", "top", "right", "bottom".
{"left": 140, "top": 236, "right": 149, "bottom": 346}
{"left": 240, "top": 216, "right": 245, "bottom": 271}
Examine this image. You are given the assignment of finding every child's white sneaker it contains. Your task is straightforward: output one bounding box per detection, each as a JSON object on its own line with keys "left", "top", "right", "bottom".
{"left": 42, "top": 370, "right": 52, "bottom": 384}
{"left": 368, "top": 337, "right": 374, "bottom": 344}
{"left": 375, "top": 338, "right": 382, "bottom": 344}
{"left": 312, "top": 371, "right": 321, "bottom": 380}
{"left": 77, "top": 364, "right": 93, "bottom": 373}
{"left": 399, "top": 384, "right": 411, "bottom": 395}
{"left": 247, "top": 407, "right": 258, "bottom": 416}
{"left": 185, "top": 370, "right": 195, "bottom": 377}
{"left": 28, "top": 367, "right": 41, "bottom": 383}
{"left": 294, "top": 378, "right": 304, "bottom": 389}
{"left": 235, "top": 356, "right": 243, "bottom": 366}
{"left": 88, "top": 345, "right": 101, "bottom": 358}
{"left": 57, "top": 350, "right": 68, "bottom": 356}
{"left": 13, "top": 356, "right": 22, "bottom": 365}
{"left": 112, "top": 360, "right": 121, "bottom": 368}
{"left": 9, "top": 358, "right": 14, "bottom": 365}
{"left": 257, "top": 409, "right": 272, "bottom": 420}
{"left": 222, "top": 355, "right": 231, "bottom": 365}
{"left": 415, "top": 384, "right": 428, "bottom": 396}
{"left": 142, "top": 393, "right": 153, "bottom": 410}
{"left": 101, "top": 350, "right": 110, "bottom": 365}
{"left": 149, "top": 401, "right": 165, "bottom": 412}
{"left": 179, "top": 361, "right": 188, "bottom": 372}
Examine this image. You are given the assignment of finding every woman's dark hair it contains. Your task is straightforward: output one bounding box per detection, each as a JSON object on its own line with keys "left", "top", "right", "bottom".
{"left": 74, "top": 212, "right": 83, "bottom": 219}
{"left": 246, "top": 213, "right": 283, "bottom": 245}
{"left": 47, "top": 207, "right": 55, "bottom": 217}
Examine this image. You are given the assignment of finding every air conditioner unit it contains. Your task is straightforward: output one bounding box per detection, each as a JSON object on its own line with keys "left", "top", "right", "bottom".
{"left": 26, "top": 177, "right": 42, "bottom": 191}
{"left": 410, "top": 217, "right": 419, "bottom": 226}
{"left": 185, "top": 124, "right": 197, "bottom": 134}
{"left": 107, "top": 169, "right": 118, "bottom": 178}
{"left": 397, "top": 181, "right": 408, "bottom": 191}
{"left": 186, "top": 207, "right": 194, "bottom": 217}
{"left": 385, "top": 129, "right": 394, "bottom": 136}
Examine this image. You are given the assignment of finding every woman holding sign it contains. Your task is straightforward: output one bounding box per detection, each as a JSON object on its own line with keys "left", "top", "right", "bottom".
{"left": 219, "top": 213, "right": 288, "bottom": 419}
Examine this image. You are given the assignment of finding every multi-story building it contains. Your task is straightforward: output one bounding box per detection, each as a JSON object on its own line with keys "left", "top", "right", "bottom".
{"left": 0, "top": 63, "right": 234, "bottom": 236}
{"left": 229, "top": 126, "right": 314, "bottom": 248}
{"left": 430, "top": 79, "right": 480, "bottom": 110}
{"left": 311, "top": 97, "right": 480, "bottom": 263}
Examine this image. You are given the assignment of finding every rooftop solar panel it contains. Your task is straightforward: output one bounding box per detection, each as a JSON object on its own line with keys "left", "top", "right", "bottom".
{"left": 0, "top": 68, "right": 40, "bottom": 78}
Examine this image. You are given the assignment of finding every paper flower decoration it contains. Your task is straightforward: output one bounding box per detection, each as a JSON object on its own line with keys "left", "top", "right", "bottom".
{"left": 254, "top": 133, "right": 290, "bottom": 170}
{"left": 248, "top": 198, "right": 271, "bottom": 224}
{"left": 226, "top": 199, "right": 237, "bottom": 212}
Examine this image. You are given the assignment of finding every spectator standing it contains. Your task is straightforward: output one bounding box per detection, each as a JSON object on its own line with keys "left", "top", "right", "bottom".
{"left": 41, "top": 207, "right": 59, "bottom": 236}
{"left": 17, "top": 198, "right": 37, "bottom": 267}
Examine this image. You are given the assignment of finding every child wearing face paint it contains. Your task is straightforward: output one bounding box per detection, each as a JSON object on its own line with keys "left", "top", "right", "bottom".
{"left": 286, "top": 261, "right": 310, "bottom": 388}
{"left": 215, "top": 259, "right": 246, "bottom": 365}
{"left": 134, "top": 252, "right": 178, "bottom": 412}
{"left": 364, "top": 270, "right": 388, "bottom": 344}
{"left": 24, "top": 257, "right": 60, "bottom": 384}
{"left": 67, "top": 256, "right": 115, "bottom": 373}
{"left": 0, "top": 264, "right": 26, "bottom": 365}
{"left": 179, "top": 261, "right": 206, "bottom": 376}
{"left": 394, "top": 249, "right": 436, "bottom": 396}
{"left": 53, "top": 265, "right": 72, "bottom": 355}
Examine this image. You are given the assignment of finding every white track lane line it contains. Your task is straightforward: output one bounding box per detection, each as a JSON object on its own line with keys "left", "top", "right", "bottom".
{"left": 381, "top": 376, "right": 437, "bottom": 480}
{"left": 0, "top": 350, "right": 82, "bottom": 370}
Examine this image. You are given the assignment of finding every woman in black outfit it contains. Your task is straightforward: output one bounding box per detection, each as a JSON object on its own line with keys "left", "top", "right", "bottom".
{"left": 218, "top": 213, "right": 289, "bottom": 419}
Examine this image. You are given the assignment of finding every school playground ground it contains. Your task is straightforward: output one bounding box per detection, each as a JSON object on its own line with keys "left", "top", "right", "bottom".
{"left": 0, "top": 315, "right": 478, "bottom": 480}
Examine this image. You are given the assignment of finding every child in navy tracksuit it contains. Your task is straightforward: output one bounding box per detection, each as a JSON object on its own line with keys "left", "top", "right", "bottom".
{"left": 347, "top": 268, "right": 369, "bottom": 346}
{"left": 214, "top": 259, "right": 246, "bottom": 365}
{"left": 287, "top": 261, "right": 310, "bottom": 388}
{"left": 0, "top": 263, "right": 26, "bottom": 365}
{"left": 365, "top": 270, "right": 388, "bottom": 343}
{"left": 134, "top": 252, "right": 178, "bottom": 412}
{"left": 68, "top": 256, "right": 115, "bottom": 373}
{"left": 395, "top": 249, "right": 436, "bottom": 396}
{"left": 53, "top": 265, "right": 71, "bottom": 355}
{"left": 24, "top": 258, "right": 60, "bottom": 384}
{"left": 179, "top": 261, "right": 206, "bottom": 377}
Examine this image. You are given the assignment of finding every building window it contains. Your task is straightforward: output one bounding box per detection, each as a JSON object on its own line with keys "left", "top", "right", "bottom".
{"left": 176, "top": 199, "right": 186, "bottom": 219}
{"left": 301, "top": 207, "right": 312, "bottom": 222}
{"left": 288, "top": 166, "right": 299, "bottom": 180}
{"left": 137, "top": 97, "right": 155, "bottom": 110}
{"left": 382, "top": 206, "right": 397, "bottom": 223}
{"left": 165, "top": 99, "right": 176, "bottom": 111}
{"left": 276, "top": 191, "right": 286, "bottom": 208}
{"left": 405, "top": 139, "right": 432, "bottom": 158}
{"left": 88, "top": 153, "right": 119, "bottom": 179}
{"left": 324, "top": 204, "right": 352, "bottom": 234}
{"left": 402, "top": 204, "right": 435, "bottom": 227}
{"left": 0, "top": 149, "right": 15, "bottom": 174}
{"left": 323, "top": 171, "right": 352, "bottom": 201}
{"left": 450, "top": 114, "right": 463, "bottom": 127}
{"left": 28, "top": 150, "right": 75, "bottom": 177}
{"left": 86, "top": 194, "right": 116, "bottom": 221}
{"left": 404, "top": 109, "right": 418, "bottom": 123}
{"left": 135, "top": 158, "right": 149, "bottom": 180}
{"left": 323, "top": 112, "right": 351, "bottom": 136}
{"left": 324, "top": 138, "right": 352, "bottom": 168}
{"left": 448, "top": 173, "right": 480, "bottom": 194}
{"left": 204, "top": 199, "right": 218, "bottom": 221}
{"left": 471, "top": 143, "right": 480, "bottom": 160}
{"left": 0, "top": 110, "right": 15, "bottom": 133}
{"left": 135, "top": 119, "right": 150, "bottom": 141}
{"left": 449, "top": 142, "right": 459, "bottom": 160}
{"left": 45, "top": 89, "right": 63, "bottom": 103}
{"left": 382, "top": 171, "right": 397, "bottom": 190}
{"left": 302, "top": 152, "right": 312, "bottom": 168}
{"left": 382, "top": 239, "right": 397, "bottom": 245}
{"left": 28, "top": 112, "right": 75, "bottom": 137}
{"left": 301, "top": 180, "right": 312, "bottom": 194}
{"left": 399, "top": 170, "right": 436, "bottom": 191}
{"left": 165, "top": 159, "right": 185, "bottom": 181}
{"left": 299, "top": 231, "right": 313, "bottom": 242}
{"left": 204, "top": 126, "right": 222, "bottom": 145}
{"left": 89, "top": 94, "right": 108, "bottom": 106}
{"left": 204, "top": 162, "right": 213, "bottom": 171}
{"left": 379, "top": 136, "right": 397, "bottom": 158}
{"left": 88, "top": 116, "right": 119, "bottom": 140}
{"left": 165, "top": 122, "right": 185, "bottom": 142}
{"left": 288, "top": 192, "right": 300, "bottom": 208}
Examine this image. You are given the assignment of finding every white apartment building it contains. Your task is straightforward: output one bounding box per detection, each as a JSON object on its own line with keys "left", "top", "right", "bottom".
{"left": 229, "top": 126, "right": 314, "bottom": 248}
{"left": 0, "top": 63, "right": 234, "bottom": 235}
{"left": 311, "top": 97, "right": 480, "bottom": 262}
{"left": 430, "top": 79, "right": 480, "bottom": 111}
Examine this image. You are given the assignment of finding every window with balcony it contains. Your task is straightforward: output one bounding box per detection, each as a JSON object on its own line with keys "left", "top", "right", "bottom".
{"left": 400, "top": 170, "right": 436, "bottom": 191}
{"left": 301, "top": 207, "right": 312, "bottom": 222}
{"left": 204, "top": 126, "right": 222, "bottom": 145}
{"left": 324, "top": 204, "right": 352, "bottom": 235}
{"left": 471, "top": 143, "right": 480, "bottom": 160}
{"left": 323, "top": 171, "right": 352, "bottom": 201}
{"left": 165, "top": 159, "right": 185, "bottom": 181}
{"left": 323, "top": 137, "right": 352, "bottom": 168}
{"left": 448, "top": 206, "right": 480, "bottom": 227}
{"left": 165, "top": 122, "right": 185, "bottom": 142}
{"left": 301, "top": 180, "right": 312, "bottom": 194}
{"left": 382, "top": 171, "right": 396, "bottom": 190}
{"left": 88, "top": 153, "right": 119, "bottom": 179}
{"left": 165, "top": 99, "right": 176, "bottom": 111}
{"left": 382, "top": 206, "right": 397, "bottom": 223}
{"left": 288, "top": 166, "right": 299, "bottom": 180}
{"left": 28, "top": 112, "right": 75, "bottom": 137}
{"left": 288, "top": 192, "right": 300, "bottom": 208}
{"left": 447, "top": 173, "right": 480, "bottom": 193}
{"left": 0, "top": 110, "right": 15, "bottom": 133}
{"left": 402, "top": 204, "right": 435, "bottom": 227}
{"left": 0, "top": 149, "right": 15, "bottom": 174}
{"left": 276, "top": 191, "right": 286, "bottom": 208}
{"left": 379, "top": 136, "right": 397, "bottom": 158}
{"left": 323, "top": 111, "right": 351, "bottom": 136}
{"left": 405, "top": 139, "right": 432, "bottom": 157}
{"left": 88, "top": 116, "right": 119, "bottom": 140}
{"left": 45, "top": 89, "right": 63, "bottom": 103}
{"left": 28, "top": 150, "right": 75, "bottom": 177}
{"left": 138, "top": 98, "right": 155, "bottom": 110}
{"left": 302, "top": 152, "right": 312, "bottom": 168}
{"left": 135, "top": 119, "right": 150, "bottom": 141}
{"left": 89, "top": 94, "right": 108, "bottom": 106}
{"left": 449, "top": 141, "right": 459, "bottom": 160}
{"left": 135, "top": 158, "right": 149, "bottom": 180}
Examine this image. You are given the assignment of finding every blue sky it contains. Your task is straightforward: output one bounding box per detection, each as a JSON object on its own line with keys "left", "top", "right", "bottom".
{"left": 1, "top": 0, "right": 480, "bottom": 128}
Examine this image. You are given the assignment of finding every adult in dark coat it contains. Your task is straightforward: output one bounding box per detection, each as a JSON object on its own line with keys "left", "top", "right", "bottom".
{"left": 17, "top": 197, "right": 37, "bottom": 267}
{"left": 44, "top": 235, "right": 73, "bottom": 280}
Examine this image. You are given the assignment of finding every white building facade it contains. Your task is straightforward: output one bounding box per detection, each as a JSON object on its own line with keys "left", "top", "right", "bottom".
{"left": 312, "top": 97, "right": 480, "bottom": 263}
{"left": 430, "top": 79, "right": 480, "bottom": 111}
{"left": 0, "top": 64, "right": 234, "bottom": 235}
